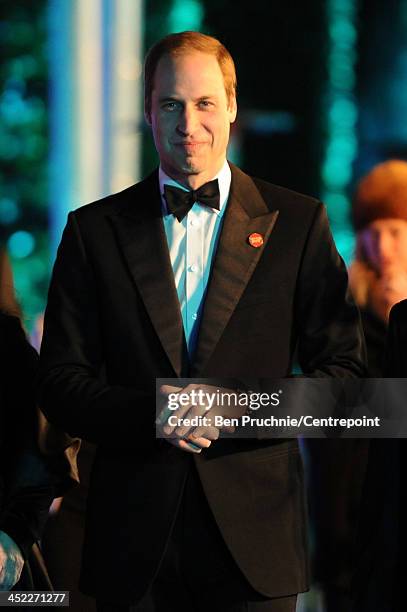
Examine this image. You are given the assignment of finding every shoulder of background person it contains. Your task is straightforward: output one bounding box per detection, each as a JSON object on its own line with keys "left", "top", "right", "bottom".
{"left": 390, "top": 299, "right": 407, "bottom": 319}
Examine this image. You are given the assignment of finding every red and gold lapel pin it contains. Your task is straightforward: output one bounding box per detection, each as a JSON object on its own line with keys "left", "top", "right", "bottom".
{"left": 248, "top": 232, "right": 264, "bottom": 248}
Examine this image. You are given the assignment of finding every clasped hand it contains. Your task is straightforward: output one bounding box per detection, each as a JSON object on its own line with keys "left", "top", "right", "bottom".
{"left": 157, "top": 384, "right": 243, "bottom": 454}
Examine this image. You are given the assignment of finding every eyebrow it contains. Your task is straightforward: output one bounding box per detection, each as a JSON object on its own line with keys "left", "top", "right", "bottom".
{"left": 158, "top": 95, "right": 218, "bottom": 103}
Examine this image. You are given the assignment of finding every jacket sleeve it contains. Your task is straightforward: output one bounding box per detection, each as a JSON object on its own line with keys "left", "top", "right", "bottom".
{"left": 38, "top": 212, "right": 156, "bottom": 446}
{"left": 294, "top": 203, "right": 367, "bottom": 378}
{"left": 384, "top": 302, "right": 405, "bottom": 377}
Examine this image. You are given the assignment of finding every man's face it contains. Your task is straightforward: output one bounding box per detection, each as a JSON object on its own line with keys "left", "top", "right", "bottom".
{"left": 146, "top": 51, "right": 237, "bottom": 189}
{"left": 360, "top": 218, "right": 407, "bottom": 274}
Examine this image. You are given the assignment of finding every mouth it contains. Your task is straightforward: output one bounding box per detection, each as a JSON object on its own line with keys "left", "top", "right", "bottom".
{"left": 173, "top": 142, "right": 207, "bottom": 151}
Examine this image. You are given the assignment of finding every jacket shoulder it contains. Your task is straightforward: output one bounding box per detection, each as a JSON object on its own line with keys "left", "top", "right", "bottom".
{"left": 68, "top": 170, "right": 158, "bottom": 222}
{"left": 230, "top": 162, "right": 322, "bottom": 221}
{"left": 251, "top": 175, "right": 321, "bottom": 214}
{"left": 69, "top": 184, "right": 138, "bottom": 220}
{"left": 390, "top": 299, "right": 407, "bottom": 322}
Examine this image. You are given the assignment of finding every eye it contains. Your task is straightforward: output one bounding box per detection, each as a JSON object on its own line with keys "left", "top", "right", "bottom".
{"left": 198, "top": 100, "right": 213, "bottom": 108}
{"left": 162, "top": 101, "right": 179, "bottom": 111}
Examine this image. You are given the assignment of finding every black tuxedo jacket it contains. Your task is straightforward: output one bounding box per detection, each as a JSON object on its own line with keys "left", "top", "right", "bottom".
{"left": 39, "top": 163, "right": 366, "bottom": 603}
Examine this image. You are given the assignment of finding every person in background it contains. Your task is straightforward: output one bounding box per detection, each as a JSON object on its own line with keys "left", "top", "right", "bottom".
{"left": 307, "top": 160, "right": 407, "bottom": 611}
{"left": 0, "top": 309, "right": 51, "bottom": 592}
{"left": 352, "top": 298, "right": 407, "bottom": 612}
{"left": 0, "top": 246, "right": 78, "bottom": 593}
{"left": 349, "top": 159, "right": 407, "bottom": 372}
{"left": 349, "top": 163, "right": 407, "bottom": 611}
{"left": 0, "top": 247, "right": 20, "bottom": 317}
{"left": 385, "top": 298, "right": 407, "bottom": 375}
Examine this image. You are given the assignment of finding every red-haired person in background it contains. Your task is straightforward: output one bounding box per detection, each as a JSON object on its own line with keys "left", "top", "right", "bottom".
{"left": 353, "top": 298, "right": 407, "bottom": 612}
{"left": 349, "top": 160, "right": 407, "bottom": 365}
{"left": 307, "top": 160, "right": 407, "bottom": 611}
{"left": 350, "top": 163, "right": 407, "bottom": 611}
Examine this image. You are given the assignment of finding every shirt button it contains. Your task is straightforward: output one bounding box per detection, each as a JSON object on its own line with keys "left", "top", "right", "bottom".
{"left": 192, "top": 313, "right": 198, "bottom": 321}
{"left": 189, "top": 264, "right": 198, "bottom": 273}
{"left": 190, "top": 219, "right": 200, "bottom": 227}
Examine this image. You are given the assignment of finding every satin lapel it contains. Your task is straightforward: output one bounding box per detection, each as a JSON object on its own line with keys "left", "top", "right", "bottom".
{"left": 108, "top": 171, "right": 185, "bottom": 376}
{"left": 192, "top": 165, "right": 279, "bottom": 375}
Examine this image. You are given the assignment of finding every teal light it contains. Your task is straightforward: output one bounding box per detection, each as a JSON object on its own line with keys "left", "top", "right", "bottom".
{"left": 329, "top": 98, "right": 358, "bottom": 127}
{"left": 0, "top": 136, "right": 20, "bottom": 160}
{"left": 168, "top": 0, "right": 204, "bottom": 31}
{"left": 330, "top": 69, "right": 356, "bottom": 90}
{"left": 322, "top": 159, "right": 352, "bottom": 189}
{"left": 329, "top": 20, "right": 357, "bottom": 44}
{"left": 327, "top": 134, "right": 358, "bottom": 157}
{"left": 323, "top": 192, "right": 351, "bottom": 227}
{"left": 0, "top": 4, "right": 48, "bottom": 326}
{"left": 320, "top": 0, "right": 358, "bottom": 263}
{"left": 9, "top": 55, "right": 39, "bottom": 80}
{"left": 0, "top": 198, "right": 19, "bottom": 224}
{"left": 323, "top": 192, "right": 349, "bottom": 210}
{"left": 334, "top": 229, "right": 355, "bottom": 265}
{"left": 8, "top": 230, "right": 35, "bottom": 258}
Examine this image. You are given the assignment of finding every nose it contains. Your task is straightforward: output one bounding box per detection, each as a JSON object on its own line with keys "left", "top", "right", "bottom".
{"left": 176, "top": 105, "right": 198, "bottom": 136}
{"left": 376, "top": 232, "right": 394, "bottom": 267}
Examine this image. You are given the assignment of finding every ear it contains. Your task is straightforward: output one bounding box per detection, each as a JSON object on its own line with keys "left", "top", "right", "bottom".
{"left": 228, "top": 94, "right": 237, "bottom": 124}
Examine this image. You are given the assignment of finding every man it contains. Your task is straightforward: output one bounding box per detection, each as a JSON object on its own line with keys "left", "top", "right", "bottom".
{"left": 39, "top": 32, "right": 366, "bottom": 612}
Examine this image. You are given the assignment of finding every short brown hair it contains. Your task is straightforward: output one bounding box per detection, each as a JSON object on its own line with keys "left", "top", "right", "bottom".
{"left": 144, "top": 31, "right": 237, "bottom": 119}
{"left": 352, "top": 159, "right": 407, "bottom": 230}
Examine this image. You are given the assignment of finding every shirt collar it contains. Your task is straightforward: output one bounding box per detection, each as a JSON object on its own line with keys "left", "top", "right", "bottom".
{"left": 159, "top": 160, "right": 231, "bottom": 217}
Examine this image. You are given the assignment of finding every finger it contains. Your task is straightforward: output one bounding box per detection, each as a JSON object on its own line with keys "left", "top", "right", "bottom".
{"left": 162, "top": 388, "right": 206, "bottom": 435}
{"left": 173, "top": 404, "right": 215, "bottom": 437}
{"left": 165, "top": 436, "right": 210, "bottom": 453}
{"left": 222, "top": 424, "right": 236, "bottom": 433}
{"left": 160, "top": 384, "right": 183, "bottom": 395}
{"left": 179, "top": 441, "right": 202, "bottom": 453}
{"left": 156, "top": 385, "right": 183, "bottom": 426}
{"left": 184, "top": 435, "right": 211, "bottom": 449}
{"left": 191, "top": 426, "right": 220, "bottom": 440}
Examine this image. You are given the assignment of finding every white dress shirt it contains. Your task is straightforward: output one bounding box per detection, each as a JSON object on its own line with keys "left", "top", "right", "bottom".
{"left": 159, "top": 160, "right": 232, "bottom": 355}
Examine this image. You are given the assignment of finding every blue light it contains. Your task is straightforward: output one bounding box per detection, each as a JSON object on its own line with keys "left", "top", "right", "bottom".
{"left": 8, "top": 231, "right": 35, "bottom": 258}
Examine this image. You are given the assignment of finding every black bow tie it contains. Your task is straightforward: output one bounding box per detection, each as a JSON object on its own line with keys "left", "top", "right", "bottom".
{"left": 163, "top": 179, "right": 220, "bottom": 222}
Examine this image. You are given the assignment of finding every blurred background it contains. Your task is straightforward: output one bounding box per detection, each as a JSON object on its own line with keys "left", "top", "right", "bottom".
{"left": 1, "top": 0, "right": 407, "bottom": 329}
